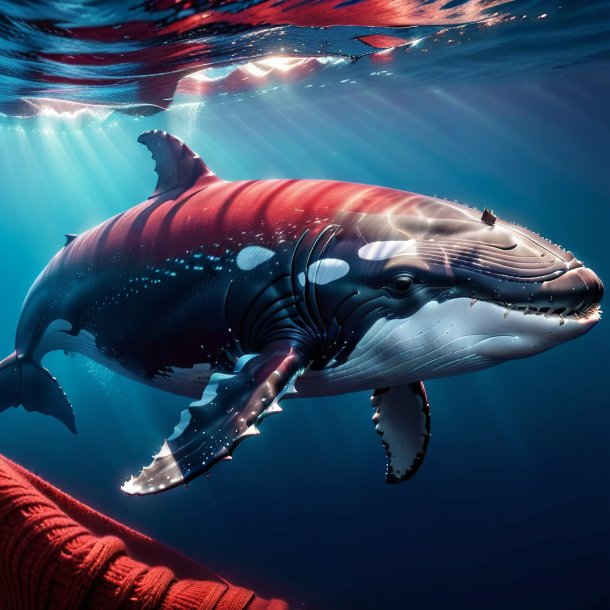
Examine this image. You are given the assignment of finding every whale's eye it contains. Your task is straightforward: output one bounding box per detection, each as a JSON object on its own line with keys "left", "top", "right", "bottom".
{"left": 387, "top": 275, "right": 414, "bottom": 294}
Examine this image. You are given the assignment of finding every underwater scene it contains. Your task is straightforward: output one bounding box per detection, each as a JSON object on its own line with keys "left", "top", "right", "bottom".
{"left": 0, "top": 1, "right": 608, "bottom": 609}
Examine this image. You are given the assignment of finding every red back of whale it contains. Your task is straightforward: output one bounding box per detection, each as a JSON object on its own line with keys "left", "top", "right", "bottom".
{"left": 60, "top": 174, "right": 423, "bottom": 270}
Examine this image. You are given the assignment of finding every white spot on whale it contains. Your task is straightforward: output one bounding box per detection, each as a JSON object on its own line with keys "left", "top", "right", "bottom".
{"left": 236, "top": 246, "right": 275, "bottom": 270}
{"left": 298, "top": 272, "right": 306, "bottom": 287}
{"left": 307, "top": 259, "right": 350, "bottom": 285}
{"left": 358, "top": 240, "right": 416, "bottom": 261}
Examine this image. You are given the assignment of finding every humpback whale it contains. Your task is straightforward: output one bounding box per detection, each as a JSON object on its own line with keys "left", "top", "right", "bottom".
{"left": 0, "top": 131, "right": 603, "bottom": 495}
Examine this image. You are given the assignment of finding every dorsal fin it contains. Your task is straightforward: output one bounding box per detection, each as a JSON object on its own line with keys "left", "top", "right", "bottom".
{"left": 137, "top": 130, "right": 217, "bottom": 199}
{"left": 64, "top": 234, "right": 77, "bottom": 246}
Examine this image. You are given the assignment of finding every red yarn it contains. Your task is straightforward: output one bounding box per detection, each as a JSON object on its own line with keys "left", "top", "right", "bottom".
{"left": 0, "top": 455, "right": 288, "bottom": 610}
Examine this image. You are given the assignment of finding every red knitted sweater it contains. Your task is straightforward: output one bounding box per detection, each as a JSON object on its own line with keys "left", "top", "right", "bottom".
{"left": 0, "top": 454, "right": 288, "bottom": 610}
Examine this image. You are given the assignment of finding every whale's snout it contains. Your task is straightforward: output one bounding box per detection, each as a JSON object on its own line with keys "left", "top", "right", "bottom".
{"left": 536, "top": 266, "right": 604, "bottom": 318}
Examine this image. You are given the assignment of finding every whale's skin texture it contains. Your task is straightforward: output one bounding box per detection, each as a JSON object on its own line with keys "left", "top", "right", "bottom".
{"left": 19, "top": 176, "right": 437, "bottom": 396}
{"left": 0, "top": 131, "right": 603, "bottom": 495}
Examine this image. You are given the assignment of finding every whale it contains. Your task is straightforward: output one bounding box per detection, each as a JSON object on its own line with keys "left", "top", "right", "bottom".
{"left": 0, "top": 131, "right": 603, "bottom": 495}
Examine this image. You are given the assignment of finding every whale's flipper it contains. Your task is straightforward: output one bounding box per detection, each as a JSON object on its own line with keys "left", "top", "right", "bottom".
{"left": 372, "top": 382, "right": 431, "bottom": 484}
{"left": 122, "top": 344, "right": 309, "bottom": 496}
{"left": 138, "top": 130, "right": 219, "bottom": 200}
{"left": 0, "top": 353, "right": 76, "bottom": 433}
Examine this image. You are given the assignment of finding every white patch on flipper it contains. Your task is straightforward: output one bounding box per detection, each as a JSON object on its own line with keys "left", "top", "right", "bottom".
{"left": 156, "top": 440, "right": 173, "bottom": 458}
{"left": 358, "top": 240, "right": 416, "bottom": 261}
{"left": 258, "top": 403, "right": 283, "bottom": 421}
{"left": 189, "top": 371, "right": 233, "bottom": 407}
{"left": 372, "top": 384, "right": 429, "bottom": 482}
{"left": 236, "top": 424, "right": 260, "bottom": 441}
{"left": 307, "top": 259, "right": 349, "bottom": 285}
{"left": 236, "top": 246, "right": 275, "bottom": 271}
{"left": 297, "top": 272, "right": 306, "bottom": 287}
{"left": 234, "top": 354, "right": 258, "bottom": 372}
{"left": 121, "top": 440, "right": 184, "bottom": 495}
{"left": 172, "top": 355, "right": 259, "bottom": 440}
{"left": 168, "top": 409, "right": 192, "bottom": 441}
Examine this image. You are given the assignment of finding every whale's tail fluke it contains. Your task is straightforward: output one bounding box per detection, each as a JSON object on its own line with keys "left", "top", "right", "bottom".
{"left": 0, "top": 353, "right": 76, "bottom": 433}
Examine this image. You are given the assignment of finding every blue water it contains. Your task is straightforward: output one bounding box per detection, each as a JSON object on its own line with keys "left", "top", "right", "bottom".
{"left": 0, "top": 2, "right": 609, "bottom": 609}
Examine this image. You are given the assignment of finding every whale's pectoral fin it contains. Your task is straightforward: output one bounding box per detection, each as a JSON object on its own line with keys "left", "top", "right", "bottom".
{"left": 122, "top": 343, "right": 308, "bottom": 496}
{"left": 372, "top": 382, "right": 431, "bottom": 484}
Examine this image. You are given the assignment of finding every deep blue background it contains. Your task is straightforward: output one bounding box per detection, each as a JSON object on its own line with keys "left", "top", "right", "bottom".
{"left": 0, "top": 70, "right": 608, "bottom": 609}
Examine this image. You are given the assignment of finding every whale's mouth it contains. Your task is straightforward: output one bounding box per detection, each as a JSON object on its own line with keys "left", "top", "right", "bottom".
{"left": 471, "top": 265, "right": 603, "bottom": 326}
{"left": 480, "top": 301, "right": 602, "bottom": 324}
